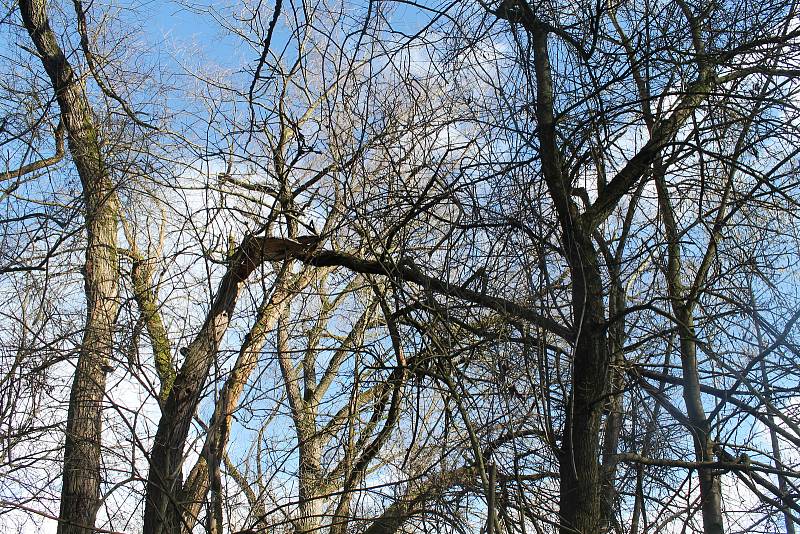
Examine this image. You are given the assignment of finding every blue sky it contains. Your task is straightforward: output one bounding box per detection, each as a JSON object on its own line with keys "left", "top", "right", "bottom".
{"left": 137, "top": 1, "right": 247, "bottom": 69}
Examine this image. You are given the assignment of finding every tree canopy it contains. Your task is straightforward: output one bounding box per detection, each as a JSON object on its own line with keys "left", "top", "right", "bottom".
{"left": 1, "top": 0, "right": 800, "bottom": 533}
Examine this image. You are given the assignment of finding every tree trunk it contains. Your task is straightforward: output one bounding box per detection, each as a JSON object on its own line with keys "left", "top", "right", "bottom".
{"left": 527, "top": 19, "right": 610, "bottom": 533}
{"left": 600, "top": 274, "right": 627, "bottom": 533}
{"left": 296, "top": 419, "right": 323, "bottom": 534}
{"left": 676, "top": 310, "right": 724, "bottom": 534}
{"left": 558, "top": 234, "right": 608, "bottom": 534}
{"left": 179, "top": 282, "right": 298, "bottom": 531}
{"left": 144, "top": 237, "right": 314, "bottom": 534}
{"left": 750, "top": 285, "right": 795, "bottom": 534}
{"left": 655, "top": 165, "right": 724, "bottom": 534}
{"left": 19, "top": 2, "right": 120, "bottom": 533}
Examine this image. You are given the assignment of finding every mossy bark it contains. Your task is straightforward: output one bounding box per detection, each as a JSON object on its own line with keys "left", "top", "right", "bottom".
{"left": 19, "top": 1, "right": 120, "bottom": 533}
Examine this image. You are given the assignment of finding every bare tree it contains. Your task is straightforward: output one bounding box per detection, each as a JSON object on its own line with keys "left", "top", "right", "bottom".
{"left": 3, "top": 0, "right": 800, "bottom": 533}
{"left": 18, "top": 1, "right": 122, "bottom": 532}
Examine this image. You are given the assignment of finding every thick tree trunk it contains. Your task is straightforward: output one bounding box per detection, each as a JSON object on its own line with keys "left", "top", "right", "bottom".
{"left": 143, "top": 266, "right": 251, "bottom": 534}
{"left": 558, "top": 232, "right": 608, "bottom": 534}
{"left": 296, "top": 419, "right": 323, "bottom": 534}
{"left": 144, "top": 237, "right": 313, "bottom": 534}
{"left": 600, "top": 276, "right": 627, "bottom": 532}
{"left": 19, "top": 2, "right": 120, "bottom": 533}
{"left": 526, "top": 19, "right": 610, "bottom": 532}
{"left": 179, "top": 292, "right": 288, "bottom": 530}
{"left": 178, "top": 267, "right": 320, "bottom": 532}
{"left": 276, "top": 304, "right": 323, "bottom": 534}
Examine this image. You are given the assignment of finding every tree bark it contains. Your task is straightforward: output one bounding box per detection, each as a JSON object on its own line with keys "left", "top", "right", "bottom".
{"left": 557, "top": 234, "right": 608, "bottom": 534}
{"left": 179, "top": 284, "right": 296, "bottom": 531}
{"left": 655, "top": 163, "right": 724, "bottom": 534}
{"left": 19, "top": 1, "right": 120, "bottom": 533}
{"left": 526, "top": 18, "right": 609, "bottom": 533}
{"left": 144, "top": 236, "right": 314, "bottom": 534}
{"left": 600, "top": 272, "right": 627, "bottom": 533}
